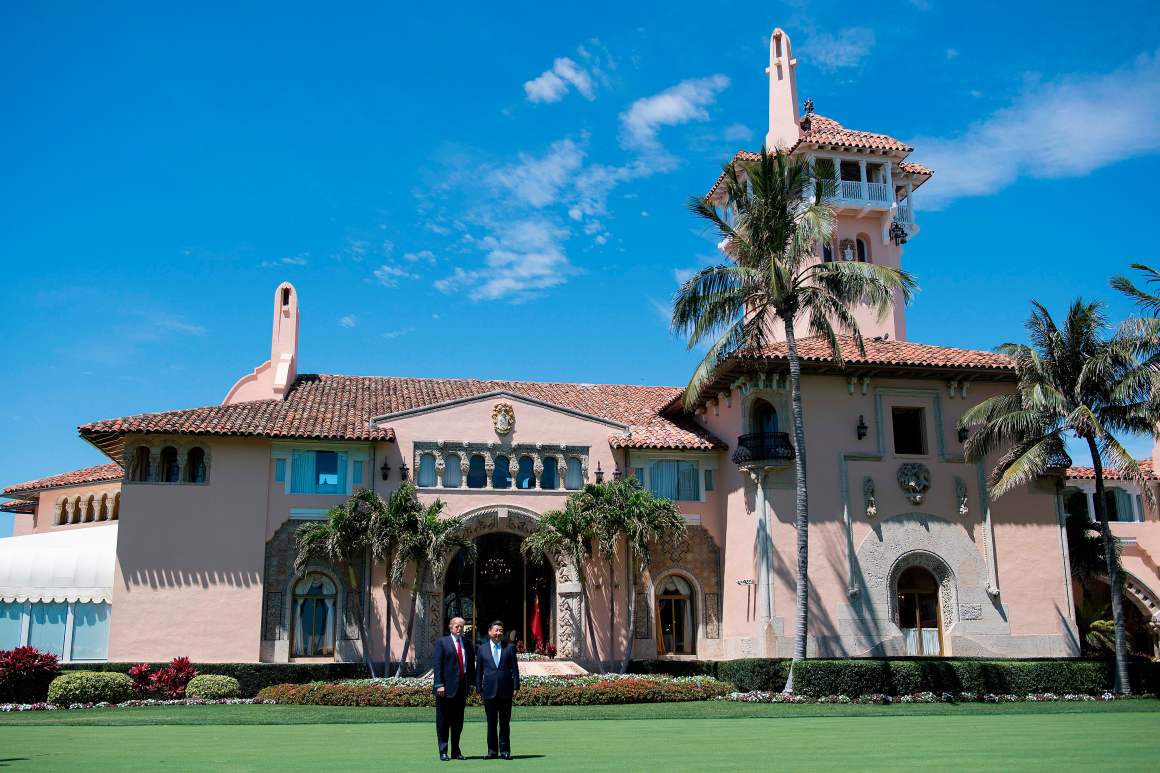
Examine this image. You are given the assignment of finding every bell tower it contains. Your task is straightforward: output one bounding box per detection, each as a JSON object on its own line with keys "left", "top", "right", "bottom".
{"left": 765, "top": 28, "right": 800, "bottom": 150}
{"left": 222, "top": 282, "right": 300, "bottom": 404}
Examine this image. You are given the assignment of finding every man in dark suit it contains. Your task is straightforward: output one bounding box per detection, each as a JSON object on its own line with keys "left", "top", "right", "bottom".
{"left": 475, "top": 619, "right": 520, "bottom": 760}
{"left": 432, "top": 616, "right": 475, "bottom": 761}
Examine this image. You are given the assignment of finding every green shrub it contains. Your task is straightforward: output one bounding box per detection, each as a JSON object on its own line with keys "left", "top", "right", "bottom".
{"left": 185, "top": 674, "right": 241, "bottom": 700}
{"left": 59, "top": 662, "right": 365, "bottom": 698}
{"left": 716, "top": 659, "right": 791, "bottom": 692}
{"left": 47, "top": 671, "right": 134, "bottom": 705}
{"left": 627, "top": 660, "right": 716, "bottom": 678}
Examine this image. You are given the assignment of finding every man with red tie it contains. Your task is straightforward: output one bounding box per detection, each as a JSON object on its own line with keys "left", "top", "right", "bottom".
{"left": 432, "top": 616, "right": 475, "bottom": 761}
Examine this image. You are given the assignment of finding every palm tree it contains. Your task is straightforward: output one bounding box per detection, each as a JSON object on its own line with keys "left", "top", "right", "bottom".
{"left": 960, "top": 300, "right": 1158, "bottom": 693}
{"left": 367, "top": 485, "right": 416, "bottom": 675}
{"left": 585, "top": 478, "right": 686, "bottom": 673}
{"left": 520, "top": 499, "right": 602, "bottom": 671}
{"left": 672, "top": 148, "right": 916, "bottom": 691}
{"left": 390, "top": 489, "right": 476, "bottom": 676}
{"left": 1111, "top": 263, "right": 1160, "bottom": 315}
{"left": 295, "top": 491, "right": 383, "bottom": 677}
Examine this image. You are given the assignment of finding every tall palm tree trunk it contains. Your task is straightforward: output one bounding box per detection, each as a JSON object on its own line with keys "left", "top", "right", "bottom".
{"left": 575, "top": 560, "right": 604, "bottom": 674}
{"left": 619, "top": 562, "right": 637, "bottom": 674}
{"left": 346, "top": 563, "right": 376, "bottom": 678}
{"left": 1085, "top": 437, "right": 1131, "bottom": 693}
{"left": 782, "top": 319, "right": 811, "bottom": 694}
{"left": 384, "top": 570, "right": 394, "bottom": 677}
{"left": 394, "top": 563, "right": 427, "bottom": 677}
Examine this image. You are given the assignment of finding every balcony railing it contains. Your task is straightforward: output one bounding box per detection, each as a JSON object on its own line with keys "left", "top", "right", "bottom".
{"left": 835, "top": 180, "right": 891, "bottom": 207}
{"left": 731, "top": 432, "right": 795, "bottom": 466}
{"left": 896, "top": 204, "right": 914, "bottom": 224}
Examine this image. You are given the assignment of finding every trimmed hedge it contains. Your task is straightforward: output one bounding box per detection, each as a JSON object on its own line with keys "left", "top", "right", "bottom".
{"left": 48, "top": 671, "right": 135, "bottom": 705}
{"left": 60, "top": 662, "right": 366, "bottom": 698}
{"left": 258, "top": 676, "right": 734, "bottom": 707}
{"left": 186, "top": 675, "right": 242, "bottom": 700}
{"left": 631, "top": 658, "right": 1160, "bottom": 696}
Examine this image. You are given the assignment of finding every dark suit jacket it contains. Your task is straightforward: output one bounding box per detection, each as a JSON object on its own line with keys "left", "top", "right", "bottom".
{"left": 432, "top": 635, "right": 475, "bottom": 699}
{"left": 475, "top": 640, "right": 520, "bottom": 700}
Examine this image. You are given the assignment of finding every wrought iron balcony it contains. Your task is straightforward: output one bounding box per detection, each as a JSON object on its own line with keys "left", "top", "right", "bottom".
{"left": 731, "top": 432, "right": 795, "bottom": 467}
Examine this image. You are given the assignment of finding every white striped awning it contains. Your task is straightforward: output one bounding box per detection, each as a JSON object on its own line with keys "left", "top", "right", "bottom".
{"left": 0, "top": 525, "right": 117, "bottom": 603}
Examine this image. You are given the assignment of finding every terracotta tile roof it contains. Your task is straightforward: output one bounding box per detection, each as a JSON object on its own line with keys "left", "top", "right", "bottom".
{"left": 0, "top": 499, "right": 35, "bottom": 514}
{"left": 1066, "top": 459, "right": 1158, "bottom": 482}
{"left": 898, "top": 160, "right": 932, "bottom": 177}
{"left": 737, "top": 335, "right": 1015, "bottom": 373}
{"left": 79, "top": 374, "right": 724, "bottom": 454}
{"left": 3, "top": 462, "right": 123, "bottom": 495}
{"left": 610, "top": 415, "right": 725, "bottom": 451}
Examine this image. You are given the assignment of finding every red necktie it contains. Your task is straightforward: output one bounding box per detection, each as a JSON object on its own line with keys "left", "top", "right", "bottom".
{"left": 456, "top": 638, "right": 465, "bottom": 676}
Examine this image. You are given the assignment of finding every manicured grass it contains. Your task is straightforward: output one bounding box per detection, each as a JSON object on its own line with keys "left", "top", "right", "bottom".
{"left": 1, "top": 701, "right": 1157, "bottom": 771}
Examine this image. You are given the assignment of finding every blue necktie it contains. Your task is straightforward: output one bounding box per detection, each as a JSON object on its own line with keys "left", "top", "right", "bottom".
{"left": 492, "top": 642, "right": 500, "bottom": 667}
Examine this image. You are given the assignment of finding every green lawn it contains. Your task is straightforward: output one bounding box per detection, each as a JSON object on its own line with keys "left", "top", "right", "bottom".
{"left": 1, "top": 701, "right": 1157, "bottom": 771}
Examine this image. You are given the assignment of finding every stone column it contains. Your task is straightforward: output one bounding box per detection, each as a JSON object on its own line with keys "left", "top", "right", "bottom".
{"left": 508, "top": 456, "right": 519, "bottom": 489}
{"left": 459, "top": 457, "right": 470, "bottom": 489}
{"left": 533, "top": 455, "right": 544, "bottom": 490}
{"left": 484, "top": 452, "right": 496, "bottom": 490}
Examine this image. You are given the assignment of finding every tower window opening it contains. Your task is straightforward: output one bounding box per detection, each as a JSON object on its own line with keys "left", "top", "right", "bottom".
{"left": 282, "top": 287, "right": 291, "bottom": 306}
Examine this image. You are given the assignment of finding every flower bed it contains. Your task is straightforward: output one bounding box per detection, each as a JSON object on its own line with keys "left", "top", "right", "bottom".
{"left": 1, "top": 698, "right": 273, "bottom": 712}
{"left": 258, "top": 674, "right": 734, "bottom": 707}
{"left": 717, "top": 690, "right": 1136, "bottom": 704}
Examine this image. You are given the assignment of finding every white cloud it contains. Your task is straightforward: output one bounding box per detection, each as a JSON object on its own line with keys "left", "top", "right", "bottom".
{"left": 403, "top": 250, "right": 437, "bottom": 263}
{"left": 488, "top": 138, "right": 586, "bottom": 207}
{"left": 722, "top": 123, "right": 754, "bottom": 143}
{"left": 805, "top": 28, "right": 875, "bottom": 72}
{"left": 434, "top": 218, "right": 572, "bottom": 302}
{"left": 525, "top": 57, "right": 596, "bottom": 103}
{"left": 338, "top": 315, "right": 357, "bottom": 328}
{"left": 260, "top": 253, "right": 309, "bottom": 268}
{"left": 619, "top": 75, "right": 731, "bottom": 151}
{"left": 915, "top": 51, "right": 1160, "bottom": 210}
{"left": 373, "top": 264, "right": 419, "bottom": 287}
{"left": 382, "top": 327, "right": 414, "bottom": 339}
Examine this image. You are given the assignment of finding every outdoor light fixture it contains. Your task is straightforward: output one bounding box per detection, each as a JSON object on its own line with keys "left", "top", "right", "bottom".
{"left": 399, "top": 462, "right": 409, "bottom": 481}
{"left": 380, "top": 461, "right": 391, "bottom": 481}
{"left": 594, "top": 461, "right": 604, "bottom": 484}
{"left": 958, "top": 427, "right": 970, "bottom": 443}
{"left": 857, "top": 415, "right": 868, "bottom": 440}
{"left": 890, "top": 220, "right": 908, "bottom": 245}
{"left": 613, "top": 465, "right": 623, "bottom": 480}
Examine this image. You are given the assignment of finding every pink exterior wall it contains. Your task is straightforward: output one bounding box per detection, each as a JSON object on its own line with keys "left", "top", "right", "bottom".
{"left": 108, "top": 437, "right": 269, "bottom": 662}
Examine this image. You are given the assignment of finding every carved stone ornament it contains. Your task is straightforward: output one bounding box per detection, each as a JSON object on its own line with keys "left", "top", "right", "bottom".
{"left": 492, "top": 402, "right": 515, "bottom": 435}
{"left": 863, "top": 477, "right": 878, "bottom": 520}
{"left": 897, "top": 462, "right": 931, "bottom": 505}
{"left": 955, "top": 477, "right": 969, "bottom": 516}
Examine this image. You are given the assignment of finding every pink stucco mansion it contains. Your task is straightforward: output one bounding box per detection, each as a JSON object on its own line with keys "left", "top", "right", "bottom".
{"left": 3, "top": 29, "right": 1159, "bottom": 669}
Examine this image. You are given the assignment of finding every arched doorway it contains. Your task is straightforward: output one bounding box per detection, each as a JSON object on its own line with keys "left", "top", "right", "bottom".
{"left": 443, "top": 532, "right": 555, "bottom": 650}
{"left": 291, "top": 572, "right": 338, "bottom": 658}
{"left": 655, "top": 574, "right": 696, "bottom": 655}
{"left": 897, "top": 566, "right": 942, "bottom": 656}
{"left": 751, "top": 399, "right": 779, "bottom": 434}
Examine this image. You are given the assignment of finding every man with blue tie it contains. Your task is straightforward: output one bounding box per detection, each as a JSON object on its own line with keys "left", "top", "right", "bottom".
{"left": 432, "top": 616, "right": 475, "bottom": 761}
{"left": 475, "top": 619, "right": 520, "bottom": 760}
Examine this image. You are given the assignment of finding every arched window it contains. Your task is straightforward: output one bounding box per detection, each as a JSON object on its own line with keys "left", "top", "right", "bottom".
{"left": 98, "top": 494, "right": 110, "bottom": 521}
{"left": 516, "top": 456, "right": 535, "bottom": 489}
{"left": 856, "top": 237, "right": 869, "bottom": 263}
{"left": 655, "top": 575, "right": 696, "bottom": 655}
{"left": 564, "top": 458, "right": 583, "bottom": 490}
{"left": 444, "top": 454, "right": 461, "bottom": 488}
{"left": 159, "top": 447, "right": 179, "bottom": 483}
{"left": 128, "top": 446, "right": 151, "bottom": 482}
{"left": 71, "top": 496, "right": 83, "bottom": 524}
{"left": 1062, "top": 488, "right": 1089, "bottom": 521}
{"left": 417, "top": 453, "right": 437, "bottom": 487}
{"left": 185, "top": 447, "right": 207, "bottom": 483}
{"left": 467, "top": 455, "right": 487, "bottom": 489}
{"left": 55, "top": 497, "right": 68, "bottom": 525}
{"left": 822, "top": 241, "right": 834, "bottom": 263}
{"left": 751, "top": 399, "right": 779, "bottom": 434}
{"left": 292, "top": 572, "right": 337, "bottom": 658}
{"left": 82, "top": 495, "right": 95, "bottom": 523}
{"left": 493, "top": 456, "right": 512, "bottom": 489}
{"left": 897, "top": 566, "right": 942, "bottom": 656}
{"left": 540, "top": 457, "right": 559, "bottom": 490}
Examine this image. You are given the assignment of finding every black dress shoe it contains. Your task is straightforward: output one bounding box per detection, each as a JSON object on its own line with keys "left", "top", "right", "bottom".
{"left": 486, "top": 752, "right": 498, "bottom": 759}
{"left": 440, "top": 753, "right": 450, "bottom": 761}
{"left": 500, "top": 753, "right": 512, "bottom": 760}
{"left": 453, "top": 754, "right": 466, "bottom": 760}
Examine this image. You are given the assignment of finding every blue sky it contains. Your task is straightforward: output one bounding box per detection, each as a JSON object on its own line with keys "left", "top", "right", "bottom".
{"left": 2, "top": 1, "right": 1159, "bottom": 534}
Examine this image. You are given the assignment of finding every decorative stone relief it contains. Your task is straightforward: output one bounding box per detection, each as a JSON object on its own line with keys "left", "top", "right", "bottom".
{"left": 958, "top": 603, "right": 983, "bottom": 621}
{"left": 342, "top": 593, "right": 361, "bottom": 640}
{"left": 863, "top": 477, "right": 877, "bottom": 520}
{"left": 263, "top": 592, "right": 284, "bottom": 641}
{"left": 704, "top": 592, "right": 721, "bottom": 639}
{"left": 886, "top": 549, "right": 958, "bottom": 626}
{"left": 897, "top": 463, "right": 931, "bottom": 505}
{"left": 955, "top": 477, "right": 969, "bottom": 516}
{"left": 557, "top": 592, "right": 580, "bottom": 659}
{"left": 492, "top": 402, "right": 515, "bottom": 435}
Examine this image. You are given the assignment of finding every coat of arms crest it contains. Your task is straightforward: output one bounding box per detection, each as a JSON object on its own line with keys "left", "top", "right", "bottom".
{"left": 492, "top": 402, "right": 515, "bottom": 435}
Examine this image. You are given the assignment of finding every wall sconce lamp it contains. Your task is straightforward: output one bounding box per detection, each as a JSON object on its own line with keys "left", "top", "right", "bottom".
{"left": 594, "top": 461, "right": 604, "bottom": 484}
{"left": 399, "top": 462, "right": 410, "bottom": 481}
{"left": 889, "top": 220, "right": 908, "bottom": 245}
{"left": 379, "top": 461, "right": 391, "bottom": 481}
{"left": 856, "top": 415, "right": 868, "bottom": 440}
{"left": 613, "top": 465, "right": 623, "bottom": 480}
{"left": 957, "top": 426, "right": 970, "bottom": 443}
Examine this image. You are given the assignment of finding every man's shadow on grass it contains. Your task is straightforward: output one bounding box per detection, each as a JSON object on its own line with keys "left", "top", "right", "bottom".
{"left": 468, "top": 755, "right": 546, "bottom": 760}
